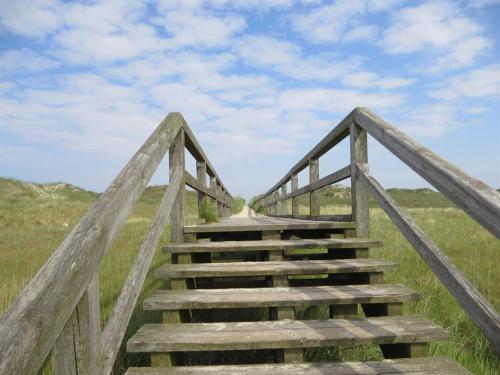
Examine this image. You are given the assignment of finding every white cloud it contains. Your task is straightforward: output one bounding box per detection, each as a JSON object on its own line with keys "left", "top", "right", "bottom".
{"left": 290, "top": 0, "right": 402, "bottom": 43}
{"left": 401, "top": 104, "right": 464, "bottom": 137}
{"left": 157, "top": 9, "right": 246, "bottom": 49}
{"left": 382, "top": 2, "right": 492, "bottom": 70}
{"left": 341, "top": 71, "right": 414, "bottom": 89}
{"left": 0, "top": 49, "right": 60, "bottom": 73}
{"left": 0, "top": 0, "right": 64, "bottom": 37}
{"left": 430, "top": 65, "right": 500, "bottom": 100}
{"left": 234, "top": 36, "right": 358, "bottom": 81}
{"left": 291, "top": 0, "right": 368, "bottom": 43}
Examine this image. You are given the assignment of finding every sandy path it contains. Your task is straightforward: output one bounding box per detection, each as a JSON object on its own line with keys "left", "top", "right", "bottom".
{"left": 230, "top": 205, "right": 256, "bottom": 218}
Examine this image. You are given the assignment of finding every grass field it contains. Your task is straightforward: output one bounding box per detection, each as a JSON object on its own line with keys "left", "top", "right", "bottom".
{"left": 1, "top": 178, "right": 498, "bottom": 374}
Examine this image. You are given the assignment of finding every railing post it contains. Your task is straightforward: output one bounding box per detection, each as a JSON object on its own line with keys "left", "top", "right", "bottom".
{"left": 350, "top": 123, "right": 369, "bottom": 237}
{"left": 53, "top": 277, "right": 100, "bottom": 375}
{"left": 216, "top": 183, "right": 223, "bottom": 218}
{"left": 309, "top": 158, "right": 320, "bottom": 217}
{"left": 291, "top": 173, "right": 298, "bottom": 216}
{"left": 209, "top": 175, "right": 218, "bottom": 221}
{"left": 170, "top": 128, "right": 185, "bottom": 243}
{"left": 273, "top": 190, "right": 280, "bottom": 216}
{"left": 196, "top": 161, "right": 207, "bottom": 218}
{"left": 281, "top": 184, "right": 287, "bottom": 216}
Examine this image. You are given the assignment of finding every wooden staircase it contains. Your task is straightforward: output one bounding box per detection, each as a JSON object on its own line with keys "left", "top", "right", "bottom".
{"left": 125, "top": 216, "right": 470, "bottom": 374}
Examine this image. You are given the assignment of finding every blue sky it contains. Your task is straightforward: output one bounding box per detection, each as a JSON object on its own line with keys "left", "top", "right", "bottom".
{"left": 0, "top": 0, "right": 499, "bottom": 199}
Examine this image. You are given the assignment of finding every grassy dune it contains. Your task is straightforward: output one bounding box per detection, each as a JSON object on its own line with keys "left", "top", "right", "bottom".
{"left": 1, "top": 178, "right": 498, "bottom": 374}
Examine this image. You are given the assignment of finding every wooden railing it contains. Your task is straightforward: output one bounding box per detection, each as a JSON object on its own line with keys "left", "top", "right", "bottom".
{"left": 254, "top": 107, "right": 500, "bottom": 354}
{"left": 0, "top": 113, "right": 233, "bottom": 375}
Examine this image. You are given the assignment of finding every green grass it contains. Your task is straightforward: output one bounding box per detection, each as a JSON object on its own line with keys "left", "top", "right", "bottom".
{"left": 1, "top": 177, "right": 498, "bottom": 374}
{"left": 0, "top": 178, "right": 199, "bottom": 374}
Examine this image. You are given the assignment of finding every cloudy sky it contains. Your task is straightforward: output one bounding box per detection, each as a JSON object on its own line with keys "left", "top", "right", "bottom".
{"left": 1, "top": 0, "right": 499, "bottom": 199}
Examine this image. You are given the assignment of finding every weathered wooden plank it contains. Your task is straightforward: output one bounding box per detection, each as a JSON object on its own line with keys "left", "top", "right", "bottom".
{"left": 350, "top": 122, "right": 369, "bottom": 237}
{"left": 53, "top": 276, "right": 100, "bottom": 375}
{"left": 163, "top": 238, "right": 382, "bottom": 254}
{"left": 184, "top": 216, "right": 356, "bottom": 233}
{"left": 279, "top": 214, "right": 352, "bottom": 221}
{"left": 270, "top": 166, "right": 351, "bottom": 203}
{"left": 125, "top": 356, "right": 471, "bottom": 374}
{"left": 355, "top": 163, "right": 500, "bottom": 354}
{"left": 354, "top": 107, "right": 500, "bottom": 238}
{"left": 143, "top": 284, "right": 420, "bottom": 310}
{"left": 154, "top": 258, "right": 397, "bottom": 279}
{"left": 309, "top": 158, "right": 320, "bottom": 216}
{"left": 98, "top": 168, "right": 183, "bottom": 375}
{"left": 127, "top": 316, "right": 448, "bottom": 353}
{"left": 170, "top": 130, "right": 185, "bottom": 244}
{"left": 184, "top": 171, "right": 217, "bottom": 199}
{"left": 183, "top": 121, "right": 232, "bottom": 200}
{"left": 0, "top": 113, "right": 184, "bottom": 375}
{"left": 259, "top": 111, "right": 352, "bottom": 200}
{"left": 291, "top": 173, "right": 299, "bottom": 216}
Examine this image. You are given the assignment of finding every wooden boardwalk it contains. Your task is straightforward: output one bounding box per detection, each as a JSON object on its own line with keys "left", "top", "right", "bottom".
{"left": 125, "top": 213, "right": 468, "bottom": 374}
{"left": 1, "top": 108, "right": 498, "bottom": 375}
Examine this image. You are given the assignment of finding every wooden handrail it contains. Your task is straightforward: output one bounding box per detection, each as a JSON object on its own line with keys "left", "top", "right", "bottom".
{"left": 261, "top": 113, "right": 351, "bottom": 198}
{"left": 255, "top": 107, "right": 500, "bottom": 352}
{"left": 353, "top": 107, "right": 500, "bottom": 239}
{"left": 355, "top": 162, "right": 500, "bottom": 354}
{"left": 98, "top": 166, "right": 183, "bottom": 374}
{"left": 0, "top": 112, "right": 233, "bottom": 375}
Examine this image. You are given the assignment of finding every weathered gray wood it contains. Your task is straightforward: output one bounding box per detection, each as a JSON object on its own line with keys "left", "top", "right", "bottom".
{"left": 291, "top": 173, "right": 299, "bottom": 215}
{"left": 127, "top": 316, "right": 448, "bottom": 353}
{"left": 184, "top": 216, "right": 355, "bottom": 233}
{"left": 164, "top": 238, "right": 382, "bottom": 254}
{"left": 350, "top": 123, "right": 369, "bottom": 237}
{"left": 209, "top": 175, "right": 219, "bottom": 221}
{"left": 0, "top": 113, "right": 184, "bottom": 375}
{"left": 266, "top": 166, "right": 351, "bottom": 205}
{"left": 354, "top": 107, "right": 500, "bottom": 238}
{"left": 279, "top": 214, "right": 352, "bottom": 221}
{"left": 154, "top": 258, "right": 397, "bottom": 279}
{"left": 170, "top": 129, "right": 185, "bottom": 244}
{"left": 309, "top": 158, "right": 320, "bottom": 216}
{"left": 125, "top": 356, "right": 472, "bottom": 374}
{"left": 143, "top": 284, "right": 420, "bottom": 311}
{"left": 53, "top": 276, "right": 100, "bottom": 375}
{"left": 355, "top": 163, "right": 500, "bottom": 354}
{"left": 98, "top": 168, "right": 183, "bottom": 375}
{"left": 183, "top": 121, "right": 232, "bottom": 201}
{"left": 259, "top": 111, "right": 352, "bottom": 200}
{"left": 280, "top": 184, "right": 287, "bottom": 216}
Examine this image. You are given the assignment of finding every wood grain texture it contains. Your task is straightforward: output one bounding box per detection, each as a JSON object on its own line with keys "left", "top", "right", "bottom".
{"left": 163, "top": 238, "right": 382, "bottom": 254}
{"left": 125, "top": 356, "right": 471, "bottom": 374}
{"left": 354, "top": 107, "right": 500, "bottom": 238}
{"left": 183, "top": 216, "right": 355, "bottom": 233}
{"left": 350, "top": 123, "right": 369, "bottom": 237}
{"left": 355, "top": 163, "right": 500, "bottom": 354}
{"left": 0, "top": 113, "right": 183, "bottom": 375}
{"left": 291, "top": 173, "right": 299, "bottom": 216}
{"left": 309, "top": 158, "right": 320, "bottom": 216}
{"left": 143, "top": 284, "right": 420, "bottom": 310}
{"left": 53, "top": 277, "right": 100, "bottom": 375}
{"left": 98, "top": 168, "right": 183, "bottom": 375}
{"left": 154, "top": 258, "right": 397, "bottom": 279}
{"left": 127, "top": 316, "right": 448, "bottom": 353}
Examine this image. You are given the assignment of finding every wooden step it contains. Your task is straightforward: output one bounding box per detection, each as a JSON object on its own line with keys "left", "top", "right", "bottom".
{"left": 144, "top": 284, "right": 420, "bottom": 311}
{"left": 127, "top": 316, "right": 448, "bottom": 353}
{"left": 154, "top": 259, "right": 397, "bottom": 279}
{"left": 184, "top": 217, "right": 355, "bottom": 234}
{"left": 163, "top": 238, "right": 382, "bottom": 254}
{"left": 125, "top": 356, "right": 471, "bottom": 374}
